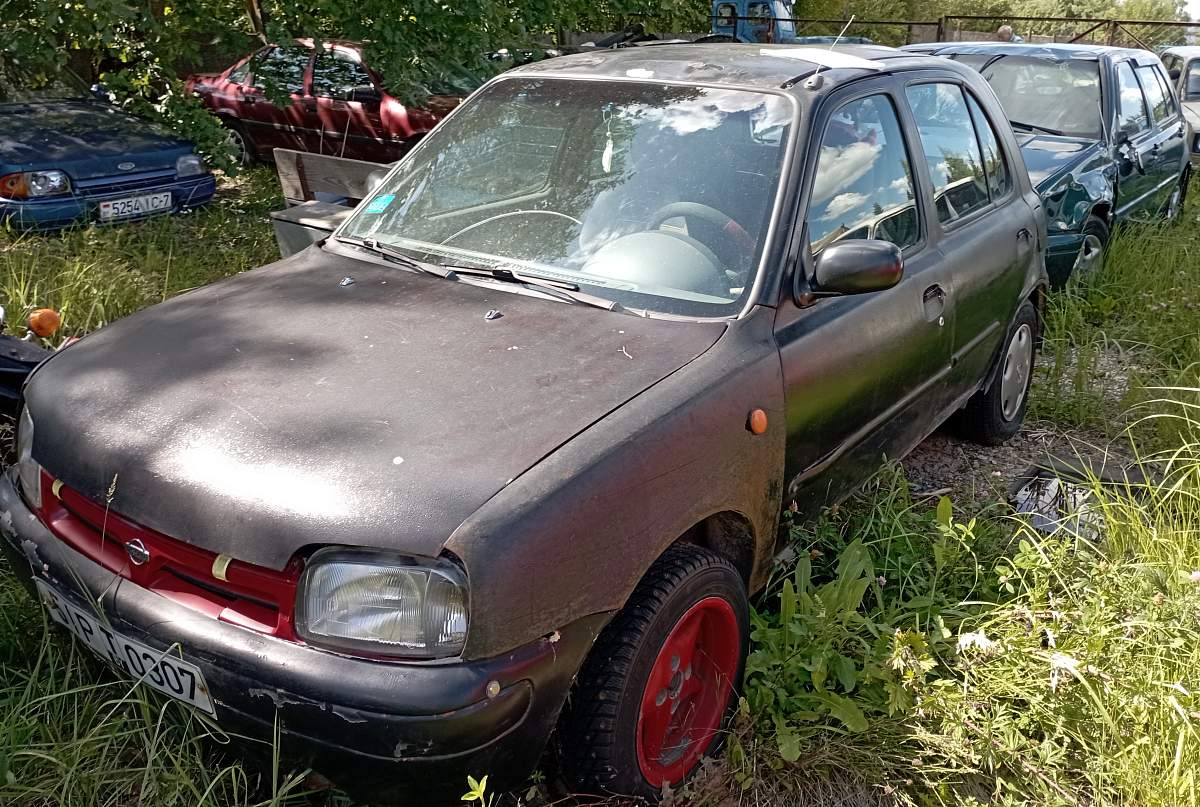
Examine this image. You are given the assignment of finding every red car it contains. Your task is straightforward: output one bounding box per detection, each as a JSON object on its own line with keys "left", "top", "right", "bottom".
{"left": 186, "top": 40, "right": 461, "bottom": 164}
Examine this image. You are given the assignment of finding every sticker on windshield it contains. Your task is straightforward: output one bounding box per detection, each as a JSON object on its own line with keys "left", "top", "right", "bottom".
{"left": 363, "top": 194, "right": 395, "bottom": 214}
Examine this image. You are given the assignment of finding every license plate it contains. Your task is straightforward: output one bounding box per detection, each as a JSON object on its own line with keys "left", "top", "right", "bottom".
{"left": 34, "top": 579, "right": 216, "bottom": 715}
{"left": 98, "top": 191, "right": 173, "bottom": 220}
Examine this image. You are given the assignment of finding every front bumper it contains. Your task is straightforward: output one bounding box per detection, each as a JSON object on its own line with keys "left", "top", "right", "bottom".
{"left": 0, "top": 469, "right": 606, "bottom": 804}
{"left": 0, "top": 173, "right": 216, "bottom": 231}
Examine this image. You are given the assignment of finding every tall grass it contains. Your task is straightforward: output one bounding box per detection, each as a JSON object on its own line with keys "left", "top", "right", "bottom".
{"left": 0, "top": 170, "right": 281, "bottom": 336}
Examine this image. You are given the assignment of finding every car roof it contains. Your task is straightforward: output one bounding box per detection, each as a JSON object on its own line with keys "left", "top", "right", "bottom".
{"left": 1163, "top": 45, "right": 1200, "bottom": 58}
{"left": 908, "top": 41, "right": 1159, "bottom": 65}
{"left": 507, "top": 43, "right": 953, "bottom": 92}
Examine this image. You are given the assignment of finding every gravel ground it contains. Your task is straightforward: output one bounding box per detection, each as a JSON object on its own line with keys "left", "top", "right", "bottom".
{"left": 902, "top": 420, "right": 1133, "bottom": 507}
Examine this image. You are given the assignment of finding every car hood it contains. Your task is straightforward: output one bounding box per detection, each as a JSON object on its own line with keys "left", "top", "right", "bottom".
{"left": 25, "top": 247, "right": 725, "bottom": 570}
{"left": 1017, "top": 132, "right": 1104, "bottom": 192}
{"left": 0, "top": 100, "right": 193, "bottom": 179}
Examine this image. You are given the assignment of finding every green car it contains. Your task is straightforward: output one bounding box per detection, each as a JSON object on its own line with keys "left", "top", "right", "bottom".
{"left": 907, "top": 42, "right": 1190, "bottom": 286}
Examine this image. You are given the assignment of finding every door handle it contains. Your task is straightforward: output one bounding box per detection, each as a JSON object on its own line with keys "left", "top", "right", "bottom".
{"left": 1016, "top": 227, "right": 1033, "bottom": 255}
{"left": 242, "top": 95, "right": 259, "bottom": 105}
{"left": 922, "top": 284, "right": 946, "bottom": 324}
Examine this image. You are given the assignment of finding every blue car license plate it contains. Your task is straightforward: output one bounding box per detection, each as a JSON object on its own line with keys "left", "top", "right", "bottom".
{"left": 99, "top": 191, "right": 173, "bottom": 221}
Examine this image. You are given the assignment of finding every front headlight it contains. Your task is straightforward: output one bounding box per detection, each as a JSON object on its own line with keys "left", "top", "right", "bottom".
{"left": 16, "top": 406, "right": 42, "bottom": 510}
{"left": 0, "top": 170, "right": 71, "bottom": 199}
{"left": 175, "top": 154, "right": 204, "bottom": 177}
{"left": 295, "top": 549, "right": 468, "bottom": 658}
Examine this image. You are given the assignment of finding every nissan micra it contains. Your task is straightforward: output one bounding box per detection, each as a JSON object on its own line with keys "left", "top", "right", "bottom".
{"left": 2, "top": 45, "right": 1046, "bottom": 803}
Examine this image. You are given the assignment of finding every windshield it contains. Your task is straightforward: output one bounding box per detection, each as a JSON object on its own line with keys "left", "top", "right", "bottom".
{"left": 338, "top": 77, "right": 793, "bottom": 317}
{"left": 0, "top": 70, "right": 91, "bottom": 103}
{"left": 957, "top": 55, "right": 1102, "bottom": 139}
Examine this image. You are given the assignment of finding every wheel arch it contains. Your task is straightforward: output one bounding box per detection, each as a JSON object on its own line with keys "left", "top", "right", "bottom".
{"left": 673, "top": 509, "right": 758, "bottom": 590}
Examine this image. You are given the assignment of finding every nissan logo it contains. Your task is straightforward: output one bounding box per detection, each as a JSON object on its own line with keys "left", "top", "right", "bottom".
{"left": 117, "top": 161, "right": 136, "bottom": 171}
{"left": 124, "top": 539, "right": 150, "bottom": 566}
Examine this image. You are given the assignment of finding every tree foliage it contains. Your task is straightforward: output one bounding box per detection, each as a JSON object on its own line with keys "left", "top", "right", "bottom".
{"left": 0, "top": 0, "right": 1191, "bottom": 165}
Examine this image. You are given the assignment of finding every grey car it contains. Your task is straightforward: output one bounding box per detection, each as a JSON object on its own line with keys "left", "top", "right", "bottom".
{"left": 1, "top": 45, "right": 1046, "bottom": 804}
{"left": 1161, "top": 46, "right": 1200, "bottom": 169}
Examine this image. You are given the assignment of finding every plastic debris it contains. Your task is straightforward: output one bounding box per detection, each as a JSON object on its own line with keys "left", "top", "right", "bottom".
{"left": 484, "top": 309, "right": 502, "bottom": 321}
{"left": 1009, "top": 455, "right": 1151, "bottom": 541}
{"left": 339, "top": 276, "right": 355, "bottom": 287}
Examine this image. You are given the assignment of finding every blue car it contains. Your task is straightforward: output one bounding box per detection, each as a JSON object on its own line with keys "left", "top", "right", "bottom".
{"left": 0, "top": 79, "right": 215, "bottom": 230}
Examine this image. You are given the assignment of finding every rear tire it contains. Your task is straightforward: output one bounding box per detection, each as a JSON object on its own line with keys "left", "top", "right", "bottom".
{"left": 558, "top": 543, "right": 748, "bottom": 801}
{"left": 958, "top": 300, "right": 1038, "bottom": 446}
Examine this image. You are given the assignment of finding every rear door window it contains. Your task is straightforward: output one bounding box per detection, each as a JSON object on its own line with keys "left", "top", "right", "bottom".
{"left": 905, "top": 82, "right": 990, "bottom": 225}
{"left": 312, "top": 48, "right": 374, "bottom": 100}
{"left": 1115, "top": 61, "right": 1151, "bottom": 137}
{"left": 966, "top": 93, "right": 1011, "bottom": 200}
{"left": 1137, "top": 64, "right": 1173, "bottom": 123}
{"left": 807, "top": 94, "right": 920, "bottom": 252}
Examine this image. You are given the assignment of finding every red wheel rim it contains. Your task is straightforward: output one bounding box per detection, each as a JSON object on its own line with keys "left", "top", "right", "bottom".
{"left": 635, "top": 596, "right": 740, "bottom": 788}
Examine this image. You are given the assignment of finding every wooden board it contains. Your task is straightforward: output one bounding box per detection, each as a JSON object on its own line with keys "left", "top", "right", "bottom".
{"left": 272, "top": 148, "right": 393, "bottom": 206}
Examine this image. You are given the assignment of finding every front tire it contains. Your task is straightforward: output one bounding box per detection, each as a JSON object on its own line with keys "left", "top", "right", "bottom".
{"left": 558, "top": 543, "right": 749, "bottom": 800}
{"left": 1069, "top": 215, "right": 1109, "bottom": 282}
{"left": 958, "top": 300, "right": 1038, "bottom": 445}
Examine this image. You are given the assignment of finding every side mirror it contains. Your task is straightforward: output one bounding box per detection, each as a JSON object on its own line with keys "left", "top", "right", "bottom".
{"left": 1170, "top": 67, "right": 1182, "bottom": 82}
{"left": 1115, "top": 131, "right": 1145, "bottom": 174}
{"left": 810, "top": 240, "right": 904, "bottom": 296}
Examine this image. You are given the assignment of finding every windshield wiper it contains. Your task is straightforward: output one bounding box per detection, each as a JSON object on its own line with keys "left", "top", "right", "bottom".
{"left": 1010, "top": 119, "right": 1065, "bottom": 137}
{"left": 438, "top": 264, "right": 629, "bottom": 313}
{"left": 332, "top": 235, "right": 458, "bottom": 280}
{"left": 335, "top": 237, "right": 630, "bottom": 313}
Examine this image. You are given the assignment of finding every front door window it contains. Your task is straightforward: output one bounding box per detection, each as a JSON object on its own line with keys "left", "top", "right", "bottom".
{"left": 807, "top": 94, "right": 919, "bottom": 252}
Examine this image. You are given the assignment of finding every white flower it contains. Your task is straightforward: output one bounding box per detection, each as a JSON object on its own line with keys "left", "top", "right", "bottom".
{"left": 956, "top": 631, "right": 998, "bottom": 656}
{"left": 1049, "top": 652, "right": 1080, "bottom": 693}
{"left": 876, "top": 575, "right": 888, "bottom": 586}
{"left": 1189, "top": 570, "right": 1200, "bottom": 584}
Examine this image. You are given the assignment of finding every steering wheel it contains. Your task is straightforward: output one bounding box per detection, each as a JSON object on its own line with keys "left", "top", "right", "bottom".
{"left": 648, "top": 202, "right": 756, "bottom": 263}
{"left": 441, "top": 210, "right": 581, "bottom": 246}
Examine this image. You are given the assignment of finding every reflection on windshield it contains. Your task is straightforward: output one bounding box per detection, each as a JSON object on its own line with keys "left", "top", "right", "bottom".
{"left": 339, "top": 77, "right": 792, "bottom": 316}
{"left": 968, "top": 56, "right": 1102, "bottom": 140}
{"left": 0, "top": 71, "right": 91, "bottom": 103}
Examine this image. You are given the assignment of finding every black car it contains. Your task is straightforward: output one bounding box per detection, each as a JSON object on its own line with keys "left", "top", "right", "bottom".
{"left": 905, "top": 42, "right": 1190, "bottom": 286}
{"left": 1, "top": 45, "right": 1046, "bottom": 804}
